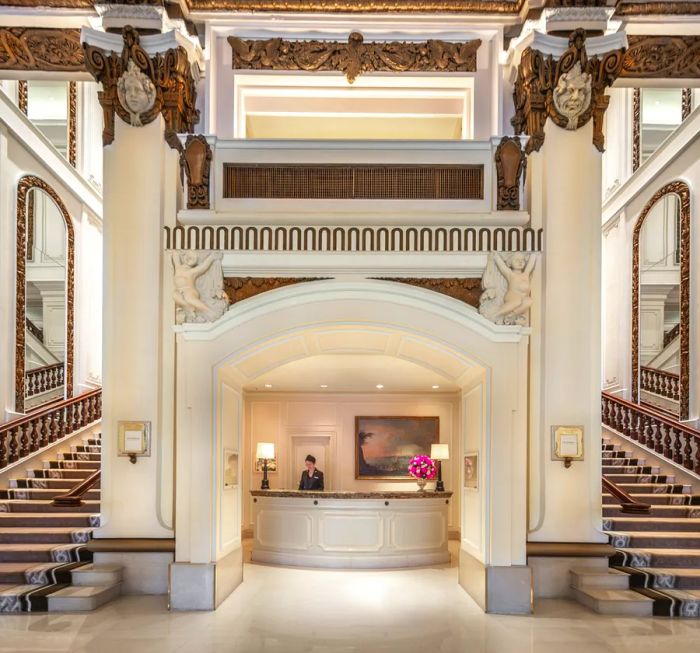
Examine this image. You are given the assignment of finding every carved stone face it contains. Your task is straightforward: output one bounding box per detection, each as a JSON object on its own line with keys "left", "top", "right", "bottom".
{"left": 117, "top": 60, "right": 156, "bottom": 127}
{"left": 553, "top": 62, "right": 592, "bottom": 130}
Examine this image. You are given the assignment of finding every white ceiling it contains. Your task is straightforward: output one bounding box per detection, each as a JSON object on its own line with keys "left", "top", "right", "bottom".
{"left": 243, "top": 353, "right": 460, "bottom": 393}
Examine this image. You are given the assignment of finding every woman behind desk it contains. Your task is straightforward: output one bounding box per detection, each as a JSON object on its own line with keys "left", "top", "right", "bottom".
{"left": 298, "top": 454, "right": 324, "bottom": 490}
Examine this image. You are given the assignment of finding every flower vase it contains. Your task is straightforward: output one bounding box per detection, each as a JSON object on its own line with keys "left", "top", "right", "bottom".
{"left": 416, "top": 478, "right": 427, "bottom": 492}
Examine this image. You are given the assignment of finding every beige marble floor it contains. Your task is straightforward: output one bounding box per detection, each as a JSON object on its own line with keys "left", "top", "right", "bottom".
{"left": 1, "top": 550, "right": 699, "bottom": 653}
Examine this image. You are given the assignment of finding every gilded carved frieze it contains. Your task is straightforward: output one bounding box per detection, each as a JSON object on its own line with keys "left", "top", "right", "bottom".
{"left": 194, "top": 0, "right": 523, "bottom": 12}
{"left": 83, "top": 25, "right": 199, "bottom": 146}
{"left": 0, "top": 27, "right": 84, "bottom": 72}
{"left": 229, "top": 32, "right": 481, "bottom": 83}
{"left": 372, "top": 278, "right": 481, "bottom": 308}
{"left": 512, "top": 29, "right": 624, "bottom": 153}
{"left": 223, "top": 277, "right": 329, "bottom": 305}
{"left": 621, "top": 35, "right": 700, "bottom": 79}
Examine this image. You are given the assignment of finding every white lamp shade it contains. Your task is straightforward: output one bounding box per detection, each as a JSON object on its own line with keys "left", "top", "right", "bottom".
{"left": 256, "top": 442, "right": 275, "bottom": 459}
{"left": 430, "top": 443, "right": 449, "bottom": 460}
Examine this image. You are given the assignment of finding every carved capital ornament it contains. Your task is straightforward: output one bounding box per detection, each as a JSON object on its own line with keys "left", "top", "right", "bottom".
{"left": 83, "top": 25, "right": 199, "bottom": 145}
{"left": 512, "top": 29, "right": 625, "bottom": 154}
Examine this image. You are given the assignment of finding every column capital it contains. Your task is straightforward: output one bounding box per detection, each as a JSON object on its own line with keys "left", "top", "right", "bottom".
{"left": 511, "top": 29, "right": 626, "bottom": 154}
{"left": 82, "top": 25, "right": 201, "bottom": 147}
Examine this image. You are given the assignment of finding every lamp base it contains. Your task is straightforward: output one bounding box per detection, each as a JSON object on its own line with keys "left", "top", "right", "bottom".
{"left": 435, "top": 480, "right": 445, "bottom": 492}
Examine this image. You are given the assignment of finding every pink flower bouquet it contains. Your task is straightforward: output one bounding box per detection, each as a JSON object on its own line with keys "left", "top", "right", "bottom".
{"left": 407, "top": 455, "right": 437, "bottom": 480}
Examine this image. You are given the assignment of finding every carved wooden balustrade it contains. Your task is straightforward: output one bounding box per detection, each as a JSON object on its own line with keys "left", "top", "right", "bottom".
{"left": 0, "top": 388, "right": 101, "bottom": 470}
{"left": 640, "top": 366, "right": 680, "bottom": 401}
{"left": 25, "top": 363, "right": 65, "bottom": 398}
{"left": 602, "top": 391, "right": 700, "bottom": 474}
{"left": 663, "top": 323, "right": 681, "bottom": 348}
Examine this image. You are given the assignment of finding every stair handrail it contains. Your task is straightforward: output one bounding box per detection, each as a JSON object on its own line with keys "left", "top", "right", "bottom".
{"left": 602, "top": 391, "right": 700, "bottom": 475}
{"left": 0, "top": 388, "right": 101, "bottom": 470}
{"left": 602, "top": 475, "right": 651, "bottom": 514}
{"left": 52, "top": 468, "right": 100, "bottom": 507}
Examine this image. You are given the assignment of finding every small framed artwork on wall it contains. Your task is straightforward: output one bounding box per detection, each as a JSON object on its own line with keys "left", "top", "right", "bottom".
{"left": 464, "top": 453, "right": 478, "bottom": 490}
{"left": 223, "top": 449, "right": 239, "bottom": 490}
{"left": 356, "top": 416, "right": 439, "bottom": 480}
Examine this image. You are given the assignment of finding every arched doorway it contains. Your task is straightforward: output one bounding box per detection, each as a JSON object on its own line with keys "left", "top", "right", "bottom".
{"left": 171, "top": 280, "right": 530, "bottom": 612}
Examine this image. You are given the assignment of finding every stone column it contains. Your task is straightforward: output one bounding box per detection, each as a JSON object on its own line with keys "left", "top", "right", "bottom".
{"left": 81, "top": 24, "right": 200, "bottom": 587}
{"left": 510, "top": 28, "right": 627, "bottom": 593}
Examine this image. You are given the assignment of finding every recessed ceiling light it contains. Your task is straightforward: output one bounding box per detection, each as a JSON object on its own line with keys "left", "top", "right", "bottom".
{"left": 320, "top": 384, "right": 328, "bottom": 388}
{"left": 432, "top": 385, "right": 440, "bottom": 389}
{"left": 376, "top": 384, "right": 384, "bottom": 389}
{"left": 264, "top": 384, "right": 273, "bottom": 389}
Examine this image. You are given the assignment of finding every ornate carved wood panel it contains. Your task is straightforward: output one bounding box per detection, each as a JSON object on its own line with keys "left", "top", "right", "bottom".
{"left": 68, "top": 81, "right": 77, "bottom": 168}
{"left": 17, "top": 80, "right": 27, "bottom": 114}
{"left": 622, "top": 36, "right": 700, "bottom": 79}
{"left": 632, "top": 87, "right": 640, "bottom": 172}
{"left": 83, "top": 26, "right": 198, "bottom": 146}
{"left": 512, "top": 29, "right": 624, "bottom": 154}
{"left": 494, "top": 136, "right": 525, "bottom": 211}
{"left": 229, "top": 32, "right": 481, "bottom": 83}
{"left": 223, "top": 277, "right": 328, "bottom": 305}
{"left": 631, "top": 181, "right": 690, "bottom": 421}
{"left": 194, "top": 0, "right": 524, "bottom": 12}
{"left": 372, "top": 278, "right": 481, "bottom": 308}
{"left": 15, "top": 176, "right": 74, "bottom": 414}
{"left": 0, "top": 28, "right": 84, "bottom": 72}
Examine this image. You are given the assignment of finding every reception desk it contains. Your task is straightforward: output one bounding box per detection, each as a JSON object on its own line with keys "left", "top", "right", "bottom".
{"left": 250, "top": 489, "right": 452, "bottom": 569}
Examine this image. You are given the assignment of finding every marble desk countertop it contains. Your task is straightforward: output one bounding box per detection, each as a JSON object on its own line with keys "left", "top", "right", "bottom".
{"left": 249, "top": 489, "right": 453, "bottom": 499}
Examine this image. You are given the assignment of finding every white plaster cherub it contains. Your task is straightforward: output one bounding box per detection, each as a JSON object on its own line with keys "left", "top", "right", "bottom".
{"left": 172, "top": 251, "right": 218, "bottom": 321}
{"left": 480, "top": 252, "right": 536, "bottom": 326}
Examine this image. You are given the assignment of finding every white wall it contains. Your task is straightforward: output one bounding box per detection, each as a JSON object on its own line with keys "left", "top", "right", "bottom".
{"left": 243, "top": 392, "right": 460, "bottom": 532}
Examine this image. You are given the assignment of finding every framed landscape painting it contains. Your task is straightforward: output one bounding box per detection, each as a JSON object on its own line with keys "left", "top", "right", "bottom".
{"left": 355, "top": 416, "right": 439, "bottom": 480}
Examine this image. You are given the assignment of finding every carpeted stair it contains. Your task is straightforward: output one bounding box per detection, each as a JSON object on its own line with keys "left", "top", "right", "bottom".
{"left": 602, "top": 437, "right": 700, "bottom": 618}
{"left": 0, "top": 434, "right": 122, "bottom": 612}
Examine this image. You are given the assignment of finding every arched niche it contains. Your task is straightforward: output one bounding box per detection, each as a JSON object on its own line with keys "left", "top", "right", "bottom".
{"left": 15, "top": 175, "right": 75, "bottom": 413}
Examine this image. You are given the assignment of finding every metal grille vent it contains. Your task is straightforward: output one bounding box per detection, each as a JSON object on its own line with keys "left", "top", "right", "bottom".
{"left": 223, "top": 164, "right": 484, "bottom": 200}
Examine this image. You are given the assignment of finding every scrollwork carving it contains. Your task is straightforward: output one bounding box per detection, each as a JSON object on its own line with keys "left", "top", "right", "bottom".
{"left": 223, "top": 277, "right": 329, "bottom": 305}
{"left": 495, "top": 136, "right": 525, "bottom": 211}
{"left": 512, "top": 29, "right": 624, "bottom": 154}
{"left": 182, "top": 135, "right": 212, "bottom": 209}
{"left": 622, "top": 35, "right": 700, "bottom": 79}
{"left": 372, "top": 278, "right": 481, "bottom": 308}
{"left": 83, "top": 25, "right": 199, "bottom": 146}
{"left": 0, "top": 27, "right": 84, "bottom": 72}
{"left": 229, "top": 32, "right": 481, "bottom": 83}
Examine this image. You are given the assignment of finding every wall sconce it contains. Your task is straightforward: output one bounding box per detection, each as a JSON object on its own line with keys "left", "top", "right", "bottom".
{"left": 430, "top": 443, "right": 449, "bottom": 492}
{"left": 256, "top": 442, "right": 275, "bottom": 490}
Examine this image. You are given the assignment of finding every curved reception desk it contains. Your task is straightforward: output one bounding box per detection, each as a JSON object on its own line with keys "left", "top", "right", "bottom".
{"left": 250, "top": 489, "right": 452, "bottom": 569}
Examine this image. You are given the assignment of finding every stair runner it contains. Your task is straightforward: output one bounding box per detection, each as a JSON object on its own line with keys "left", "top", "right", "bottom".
{"left": 0, "top": 436, "right": 101, "bottom": 612}
{"left": 603, "top": 437, "right": 700, "bottom": 618}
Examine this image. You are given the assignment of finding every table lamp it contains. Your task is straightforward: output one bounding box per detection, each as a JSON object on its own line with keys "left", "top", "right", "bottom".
{"left": 430, "top": 443, "right": 449, "bottom": 492}
{"left": 256, "top": 442, "right": 275, "bottom": 490}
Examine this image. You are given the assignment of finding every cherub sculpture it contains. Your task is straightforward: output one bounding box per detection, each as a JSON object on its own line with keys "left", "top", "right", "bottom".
{"left": 479, "top": 252, "right": 536, "bottom": 326}
{"left": 172, "top": 251, "right": 229, "bottom": 324}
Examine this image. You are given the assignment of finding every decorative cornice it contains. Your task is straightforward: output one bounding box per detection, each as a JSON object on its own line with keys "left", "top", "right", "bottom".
{"left": 615, "top": 2, "right": 700, "bottom": 16}
{"left": 0, "top": 28, "right": 84, "bottom": 72}
{"left": 83, "top": 25, "right": 199, "bottom": 146}
{"left": 229, "top": 32, "right": 481, "bottom": 84}
{"left": 511, "top": 28, "right": 624, "bottom": 154}
{"left": 621, "top": 36, "right": 700, "bottom": 79}
{"left": 190, "top": 0, "right": 524, "bottom": 13}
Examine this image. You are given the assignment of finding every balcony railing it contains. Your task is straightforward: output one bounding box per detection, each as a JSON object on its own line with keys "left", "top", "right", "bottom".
{"left": 25, "top": 363, "right": 65, "bottom": 398}
{"left": 177, "top": 136, "right": 528, "bottom": 223}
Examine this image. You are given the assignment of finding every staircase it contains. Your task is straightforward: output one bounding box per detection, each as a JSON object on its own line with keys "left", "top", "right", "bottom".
{"left": 571, "top": 434, "right": 700, "bottom": 618}
{"left": 0, "top": 433, "right": 122, "bottom": 612}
